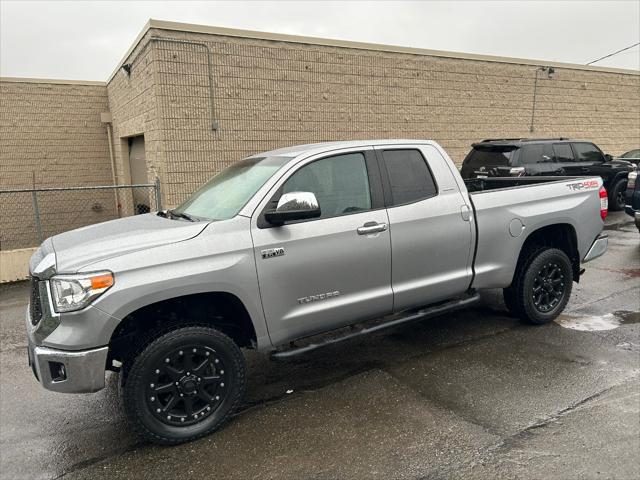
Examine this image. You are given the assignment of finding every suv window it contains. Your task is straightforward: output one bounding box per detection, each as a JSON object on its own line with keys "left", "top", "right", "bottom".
{"left": 621, "top": 149, "right": 640, "bottom": 159}
{"left": 380, "top": 149, "right": 437, "bottom": 205}
{"left": 519, "top": 144, "right": 554, "bottom": 164}
{"left": 572, "top": 143, "right": 605, "bottom": 162}
{"left": 282, "top": 152, "right": 371, "bottom": 219}
{"left": 553, "top": 143, "right": 575, "bottom": 162}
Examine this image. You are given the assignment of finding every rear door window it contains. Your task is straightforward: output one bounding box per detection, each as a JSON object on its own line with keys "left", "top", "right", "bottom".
{"left": 553, "top": 144, "right": 575, "bottom": 162}
{"left": 519, "top": 144, "right": 554, "bottom": 164}
{"left": 380, "top": 149, "right": 437, "bottom": 206}
{"left": 572, "top": 143, "right": 605, "bottom": 162}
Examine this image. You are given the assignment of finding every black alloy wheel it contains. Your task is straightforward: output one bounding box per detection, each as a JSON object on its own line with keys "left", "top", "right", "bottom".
{"left": 531, "top": 261, "right": 566, "bottom": 313}
{"left": 503, "top": 247, "right": 573, "bottom": 324}
{"left": 145, "top": 345, "right": 228, "bottom": 426}
{"left": 123, "top": 326, "right": 246, "bottom": 445}
{"left": 609, "top": 178, "right": 627, "bottom": 211}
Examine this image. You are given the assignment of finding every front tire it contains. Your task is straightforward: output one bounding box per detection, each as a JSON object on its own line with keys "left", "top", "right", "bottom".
{"left": 608, "top": 178, "right": 627, "bottom": 211}
{"left": 504, "top": 247, "right": 573, "bottom": 324}
{"left": 122, "top": 326, "right": 246, "bottom": 445}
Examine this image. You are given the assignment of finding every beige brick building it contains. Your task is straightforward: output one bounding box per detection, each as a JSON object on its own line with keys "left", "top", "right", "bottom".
{"left": 1, "top": 19, "right": 639, "bottom": 249}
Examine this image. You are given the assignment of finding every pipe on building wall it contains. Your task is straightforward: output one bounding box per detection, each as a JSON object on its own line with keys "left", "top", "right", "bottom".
{"left": 121, "top": 35, "right": 219, "bottom": 131}
{"left": 105, "top": 122, "right": 121, "bottom": 217}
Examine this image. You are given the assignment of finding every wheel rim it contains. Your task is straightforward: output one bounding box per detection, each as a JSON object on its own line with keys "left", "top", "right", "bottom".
{"left": 145, "top": 345, "right": 228, "bottom": 427}
{"left": 616, "top": 188, "right": 625, "bottom": 208}
{"left": 531, "top": 261, "right": 566, "bottom": 313}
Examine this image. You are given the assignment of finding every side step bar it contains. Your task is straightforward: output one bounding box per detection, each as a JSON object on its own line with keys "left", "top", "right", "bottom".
{"left": 271, "top": 292, "right": 481, "bottom": 360}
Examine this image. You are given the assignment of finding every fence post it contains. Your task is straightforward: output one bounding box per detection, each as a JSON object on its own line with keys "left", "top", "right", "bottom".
{"left": 31, "top": 190, "right": 43, "bottom": 244}
{"left": 154, "top": 177, "right": 162, "bottom": 211}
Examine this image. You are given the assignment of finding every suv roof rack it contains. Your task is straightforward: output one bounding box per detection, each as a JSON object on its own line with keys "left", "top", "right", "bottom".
{"left": 480, "top": 137, "right": 570, "bottom": 143}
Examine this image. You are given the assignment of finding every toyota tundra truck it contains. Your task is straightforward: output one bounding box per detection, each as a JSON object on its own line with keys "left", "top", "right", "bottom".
{"left": 26, "top": 140, "right": 609, "bottom": 444}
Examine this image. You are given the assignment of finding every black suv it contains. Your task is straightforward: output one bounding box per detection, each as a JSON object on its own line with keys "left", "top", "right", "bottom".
{"left": 460, "top": 138, "right": 636, "bottom": 210}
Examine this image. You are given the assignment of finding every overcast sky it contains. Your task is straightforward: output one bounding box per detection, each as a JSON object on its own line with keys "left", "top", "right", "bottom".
{"left": 1, "top": 0, "right": 639, "bottom": 81}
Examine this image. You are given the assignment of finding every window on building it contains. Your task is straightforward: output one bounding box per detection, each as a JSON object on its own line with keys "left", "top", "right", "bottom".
{"left": 380, "top": 149, "right": 437, "bottom": 205}
{"left": 282, "top": 152, "right": 372, "bottom": 219}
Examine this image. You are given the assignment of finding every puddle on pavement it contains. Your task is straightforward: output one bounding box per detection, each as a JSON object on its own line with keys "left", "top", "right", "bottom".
{"left": 555, "top": 310, "right": 640, "bottom": 331}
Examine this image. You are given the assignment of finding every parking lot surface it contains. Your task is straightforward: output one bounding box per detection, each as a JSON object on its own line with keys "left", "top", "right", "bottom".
{"left": 1, "top": 212, "right": 638, "bottom": 479}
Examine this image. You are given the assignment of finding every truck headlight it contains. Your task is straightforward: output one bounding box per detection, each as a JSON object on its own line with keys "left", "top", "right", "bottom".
{"left": 50, "top": 272, "right": 114, "bottom": 312}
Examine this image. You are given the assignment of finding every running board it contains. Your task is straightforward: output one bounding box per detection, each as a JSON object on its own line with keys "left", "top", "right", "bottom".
{"left": 271, "top": 292, "right": 481, "bottom": 360}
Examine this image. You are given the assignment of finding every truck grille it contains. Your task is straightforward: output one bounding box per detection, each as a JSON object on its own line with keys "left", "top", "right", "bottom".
{"left": 30, "top": 277, "right": 43, "bottom": 326}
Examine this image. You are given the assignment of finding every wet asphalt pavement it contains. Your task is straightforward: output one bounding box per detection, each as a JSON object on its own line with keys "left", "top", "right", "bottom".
{"left": 1, "top": 211, "right": 638, "bottom": 479}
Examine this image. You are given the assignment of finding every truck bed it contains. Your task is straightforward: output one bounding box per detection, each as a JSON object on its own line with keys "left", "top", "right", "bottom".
{"left": 466, "top": 175, "right": 604, "bottom": 290}
{"left": 464, "top": 176, "right": 592, "bottom": 193}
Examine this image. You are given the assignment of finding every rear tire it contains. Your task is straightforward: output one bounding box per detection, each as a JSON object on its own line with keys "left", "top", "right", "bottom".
{"left": 504, "top": 247, "right": 573, "bottom": 324}
{"left": 608, "top": 178, "right": 627, "bottom": 211}
{"left": 122, "top": 326, "right": 246, "bottom": 445}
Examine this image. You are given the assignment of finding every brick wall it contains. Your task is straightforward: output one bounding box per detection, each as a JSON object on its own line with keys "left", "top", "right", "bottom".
{"left": 0, "top": 79, "right": 112, "bottom": 188}
{"left": 106, "top": 31, "right": 165, "bottom": 187}
{"left": 108, "top": 26, "right": 639, "bottom": 207}
{"left": 0, "top": 79, "right": 117, "bottom": 249}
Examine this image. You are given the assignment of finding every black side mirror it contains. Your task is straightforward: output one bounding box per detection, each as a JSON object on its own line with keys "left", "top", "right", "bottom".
{"left": 604, "top": 154, "right": 613, "bottom": 161}
{"left": 265, "top": 191, "right": 321, "bottom": 226}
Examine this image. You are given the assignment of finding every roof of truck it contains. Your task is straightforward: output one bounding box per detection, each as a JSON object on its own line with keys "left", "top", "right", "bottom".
{"left": 251, "top": 139, "right": 439, "bottom": 159}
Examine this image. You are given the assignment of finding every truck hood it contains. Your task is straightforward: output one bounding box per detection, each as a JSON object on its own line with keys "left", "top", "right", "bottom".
{"left": 47, "top": 214, "right": 208, "bottom": 273}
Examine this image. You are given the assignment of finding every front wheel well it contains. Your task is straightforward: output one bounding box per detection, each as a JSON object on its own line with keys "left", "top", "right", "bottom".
{"left": 512, "top": 224, "right": 580, "bottom": 285}
{"left": 107, "top": 292, "right": 257, "bottom": 371}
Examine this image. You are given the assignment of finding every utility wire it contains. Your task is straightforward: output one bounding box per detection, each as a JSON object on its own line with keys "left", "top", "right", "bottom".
{"left": 587, "top": 42, "right": 640, "bottom": 65}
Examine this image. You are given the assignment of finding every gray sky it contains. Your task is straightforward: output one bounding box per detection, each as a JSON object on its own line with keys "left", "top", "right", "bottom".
{"left": 1, "top": 0, "right": 639, "bottom": 81}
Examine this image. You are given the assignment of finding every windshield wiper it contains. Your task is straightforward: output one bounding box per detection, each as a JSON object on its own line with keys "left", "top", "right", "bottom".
{"left": 168, "top": 210, "right": 196, "bottom": 222}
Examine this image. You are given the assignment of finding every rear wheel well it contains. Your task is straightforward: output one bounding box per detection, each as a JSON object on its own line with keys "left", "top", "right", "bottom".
{"left": 107, "top": 292, "right": 256, "bottom": 371}
{"left": 512, "top": 224, "right": 580, "bottom": 285}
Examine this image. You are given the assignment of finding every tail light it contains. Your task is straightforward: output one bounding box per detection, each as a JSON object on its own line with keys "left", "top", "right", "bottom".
{"left": 599, "top": 186, "right": 608, "bottom": 220}
{"left": 628, "top": 171, "right": 637, "bottom": 190}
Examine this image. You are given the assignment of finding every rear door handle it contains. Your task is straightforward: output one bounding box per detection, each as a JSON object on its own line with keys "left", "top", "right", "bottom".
{"left": 357, "top": 222, "right": 388, "bottom": 235}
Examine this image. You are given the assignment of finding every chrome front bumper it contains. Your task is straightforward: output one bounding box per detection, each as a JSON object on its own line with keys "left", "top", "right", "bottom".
{"left": 28, "top": 341, "right": 108, "bottom": 393}
{"left": 583, "top": 233, "right": 608, "bottom": 263}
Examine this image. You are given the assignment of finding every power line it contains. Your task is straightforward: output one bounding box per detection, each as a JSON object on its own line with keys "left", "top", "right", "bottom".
{"left": 587, "top": 42, "right": 640, "bottom": 65}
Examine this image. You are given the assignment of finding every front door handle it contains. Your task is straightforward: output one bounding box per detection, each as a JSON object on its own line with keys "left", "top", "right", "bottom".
{"left": 357, "top": 222, "right": 388, "bottom": 235}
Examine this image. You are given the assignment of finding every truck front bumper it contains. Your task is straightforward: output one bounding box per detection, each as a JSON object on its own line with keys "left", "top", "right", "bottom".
{"left": 583, "top": 233, "right": 608, "bottom": 263}
{"left": 28, "top": 341, "right": 108, "bottom": 393}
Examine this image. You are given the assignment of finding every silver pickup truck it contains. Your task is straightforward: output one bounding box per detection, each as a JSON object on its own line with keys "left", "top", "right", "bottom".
{"left": 26, "top": 140, "right": 609, "bottom": 444}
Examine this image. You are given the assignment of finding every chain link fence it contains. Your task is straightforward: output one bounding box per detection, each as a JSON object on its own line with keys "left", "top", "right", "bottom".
{"left": 0, "top": 180, "right": 162, "bottom": 251}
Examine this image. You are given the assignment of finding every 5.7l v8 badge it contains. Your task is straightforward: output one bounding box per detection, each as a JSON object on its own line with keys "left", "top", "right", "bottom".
{"left": 261, "top": 247, "right": 285, "bottom": 259}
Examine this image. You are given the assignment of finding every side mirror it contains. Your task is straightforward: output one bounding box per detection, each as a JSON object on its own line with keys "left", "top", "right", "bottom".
{"left": 265, "top": 191, "right": 321, "bottom": 226}
{"left": 604, "top": 153, "right": 613, "bottom": 161}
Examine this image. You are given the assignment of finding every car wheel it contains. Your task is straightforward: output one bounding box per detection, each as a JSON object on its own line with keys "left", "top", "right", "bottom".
{"left": 509, "top": 247, "right": 573, "bottom": 325}
{"left": 122, "top": 326, "right": 246, "bottom": 445}
{"left": 608, "top": 178, "right": 627, "bottom": 211}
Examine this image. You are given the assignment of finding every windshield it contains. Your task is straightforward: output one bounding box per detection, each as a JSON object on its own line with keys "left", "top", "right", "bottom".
{"left": 172, "top": 156, "right": 292, "bottom": 221}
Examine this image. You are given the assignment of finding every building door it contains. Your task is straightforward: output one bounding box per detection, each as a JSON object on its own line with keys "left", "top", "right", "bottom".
{"left": 128, "top": 136, "right": 149, "bottom": 214}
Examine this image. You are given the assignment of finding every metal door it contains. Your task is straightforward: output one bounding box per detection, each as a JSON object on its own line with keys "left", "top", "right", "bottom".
{"left": 251, "top": 149, "right": 393, "bottom": 346}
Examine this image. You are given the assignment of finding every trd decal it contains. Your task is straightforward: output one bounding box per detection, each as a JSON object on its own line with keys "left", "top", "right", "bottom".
{"left": 567, "top": 180, "right": 599, "bottom": 191}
